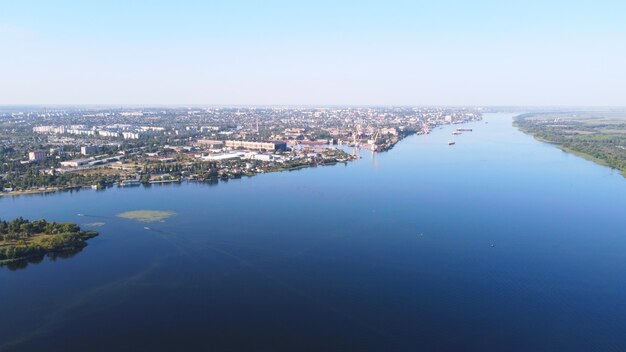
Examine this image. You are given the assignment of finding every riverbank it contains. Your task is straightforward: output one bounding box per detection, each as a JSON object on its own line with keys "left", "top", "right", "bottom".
{"left": 0, "top": 187, "right": 65, "bottom": 197}
{"left": 1, "top": 152, "right": 358, "bottom": 198}
{"left": 514, "top": 112, "right": 626, "bottom": 177}
{"left": 0, "top": 185, "right": 96, "bottom": 198}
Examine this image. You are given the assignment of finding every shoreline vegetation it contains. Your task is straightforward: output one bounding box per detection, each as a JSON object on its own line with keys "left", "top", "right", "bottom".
{"left": 0, "top": 148, "right": 359, "bottom": 198}
{"left": 0, "top": 218, "right": 98, "bottom": 267}
{"left": 514, "top": 112, "right": 626, "bottom": 177}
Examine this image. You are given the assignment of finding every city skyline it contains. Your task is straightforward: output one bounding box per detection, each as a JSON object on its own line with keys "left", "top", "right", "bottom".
{"left": 1, "top": 0, "right": 625, "bottom": 106}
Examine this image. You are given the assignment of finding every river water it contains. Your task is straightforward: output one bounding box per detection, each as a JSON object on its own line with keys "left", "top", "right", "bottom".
{"left": 1, "top": 113, "right": 625, "bottom": 351}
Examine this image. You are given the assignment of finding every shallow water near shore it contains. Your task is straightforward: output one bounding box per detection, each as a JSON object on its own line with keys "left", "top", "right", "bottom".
{"left": 1, "top": 113, "right": 625, "bottom": 351}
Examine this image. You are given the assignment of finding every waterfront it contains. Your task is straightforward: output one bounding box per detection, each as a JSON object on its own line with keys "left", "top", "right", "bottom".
{"left": 1, "top": 113, "right": 625, "bottom": 351}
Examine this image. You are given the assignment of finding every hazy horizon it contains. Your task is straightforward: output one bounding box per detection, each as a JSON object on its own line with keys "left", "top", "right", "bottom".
{"left": 2, "top": 104, "right": 626, "bottom": 109}
{"left": 2, "top": 0, "right": 625, "bottom": 106}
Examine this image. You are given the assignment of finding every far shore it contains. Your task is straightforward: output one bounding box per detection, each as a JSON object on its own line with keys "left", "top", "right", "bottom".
{"left": 0, "top": 186, "right": 82, "bottom": 198}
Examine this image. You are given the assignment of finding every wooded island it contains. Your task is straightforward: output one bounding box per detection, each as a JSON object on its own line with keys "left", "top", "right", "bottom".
{"left": 0, "top": 218, "right": 98, "bottom": 265}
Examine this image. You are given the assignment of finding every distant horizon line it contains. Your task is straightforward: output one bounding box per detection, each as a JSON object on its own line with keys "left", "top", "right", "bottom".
{"left": 2, "top": 104, "right": 626, "bottom": 109}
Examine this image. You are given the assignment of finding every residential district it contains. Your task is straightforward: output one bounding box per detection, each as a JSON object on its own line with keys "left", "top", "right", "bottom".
{"left": 0, "top": 107, "right": 482, "bottom": 195}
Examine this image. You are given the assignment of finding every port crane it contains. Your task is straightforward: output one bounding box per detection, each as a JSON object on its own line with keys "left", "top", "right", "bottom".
{"left": 352, "top": 122, "right": 362, "bottom": 146}
{"left": 366, "top": 128, "right": 381, "bottom": 151}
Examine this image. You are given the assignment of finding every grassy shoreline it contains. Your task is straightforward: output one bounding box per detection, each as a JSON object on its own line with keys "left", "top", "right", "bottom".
{"left": 0, "top": 220, "right": 99, "bottom": 266}
{"left": 0, "top": 231, "right": 98, "bottom": 265}
{"left": 514, "top": 113, "right": 626, "bottom": 177}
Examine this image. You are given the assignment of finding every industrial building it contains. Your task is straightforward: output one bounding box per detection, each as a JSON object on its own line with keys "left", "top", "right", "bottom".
{"left": 224, "top": 140, "right": 287, "bottom": 152}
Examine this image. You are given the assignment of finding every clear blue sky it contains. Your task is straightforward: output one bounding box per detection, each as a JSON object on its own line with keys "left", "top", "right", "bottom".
{"left": 1, "top": 0, "right": 625, "bottom": 106}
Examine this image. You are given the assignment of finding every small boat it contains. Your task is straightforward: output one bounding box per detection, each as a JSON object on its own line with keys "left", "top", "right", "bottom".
{"left": 144, "top": 227, "right": 151, "bottom": 230}
{"left": 448, "top": 141, "right": 456, "bottom": 146}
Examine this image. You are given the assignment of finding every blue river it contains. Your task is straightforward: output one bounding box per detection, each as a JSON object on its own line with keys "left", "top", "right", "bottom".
{"left": 1, "top": 113, "right": 625, "bottom": 351}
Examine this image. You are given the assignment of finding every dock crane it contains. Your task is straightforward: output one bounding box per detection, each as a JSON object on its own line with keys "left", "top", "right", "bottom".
{"left": 352, "top": 122, "right": 362, "bottom": 147}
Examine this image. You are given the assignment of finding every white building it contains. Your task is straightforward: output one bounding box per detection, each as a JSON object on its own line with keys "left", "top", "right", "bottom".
{"left": 198, "top": 152, "right": 245, "bottom": 161}
{"left": 33, "top": 126, "right": 66, "bottom": 134}
{"left": 81, "top": 146, "right": 99, "bottom": 155}
{"left": 98, "top": 130, "right": 120, "bottom": 138}
{"left": 244, "top": 153, "right": 282, "bottom": 162}
{"left": 122, "top": 132, "right": 141, "bottom": 139}
{"left": 60, "top": 159, "right": 90, "bottom": 168}
{"left": 28, "top": 150, "right": 46, "bottom": 161}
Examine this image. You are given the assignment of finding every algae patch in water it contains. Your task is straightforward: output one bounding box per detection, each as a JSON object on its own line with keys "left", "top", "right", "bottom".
{"left": 116, "top": 210, "right": 176, "bottom": 222}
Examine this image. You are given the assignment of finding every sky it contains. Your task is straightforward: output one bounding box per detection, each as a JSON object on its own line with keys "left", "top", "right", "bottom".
{"left": 0, "top": 0, "right": 625, "bottom": 106}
